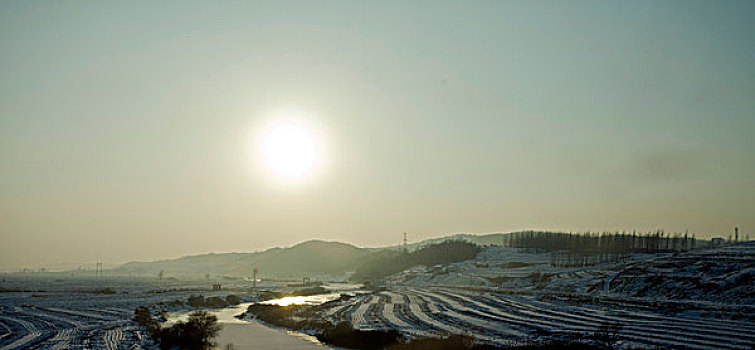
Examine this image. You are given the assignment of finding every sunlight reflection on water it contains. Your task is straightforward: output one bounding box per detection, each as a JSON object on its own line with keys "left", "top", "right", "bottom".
{"left": 261, "top": 293, "right": 342, "bottom": 306}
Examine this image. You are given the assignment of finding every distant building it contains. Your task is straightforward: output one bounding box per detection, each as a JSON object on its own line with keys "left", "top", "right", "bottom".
{"left": 711, "top": 238, "right": 725, "bottom": 247}
{"left": 212, "top": 284, "right": 222, "bottom": 291}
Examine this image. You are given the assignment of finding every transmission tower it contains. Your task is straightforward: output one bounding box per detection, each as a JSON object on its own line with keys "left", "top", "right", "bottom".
{"left": 403, "top": 232, "right": 408, "bottom": 251}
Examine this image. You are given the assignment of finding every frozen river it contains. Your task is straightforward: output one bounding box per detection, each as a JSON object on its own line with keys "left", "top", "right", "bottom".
{"left": 167, "top": 297, "right": 339, "bottom": 350}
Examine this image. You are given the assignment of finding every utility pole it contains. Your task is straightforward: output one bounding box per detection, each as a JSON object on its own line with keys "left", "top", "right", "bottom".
{"left": 252, "top": 267, "right": 258, "bottom": 297}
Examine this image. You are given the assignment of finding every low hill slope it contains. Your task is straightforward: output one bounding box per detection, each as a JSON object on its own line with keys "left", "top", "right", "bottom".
{"left": 113, "top": 240, "right": 370, "bottom": 278}
{"left": 605, "top": 241, "right": 755, "bottom": 304}
{"left": 351, "top": 240, "right": 481, "bottom": 282}
{"left": 387, "top": 232, "right": 510, "bottom": 252}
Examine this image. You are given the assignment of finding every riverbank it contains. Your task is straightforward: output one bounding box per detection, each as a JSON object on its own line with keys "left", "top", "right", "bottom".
{"left": 162, "top": 285, "right": 364, "bottom": 349}
{"left": 165, "top": 301, "right": 329, "bottom": 350}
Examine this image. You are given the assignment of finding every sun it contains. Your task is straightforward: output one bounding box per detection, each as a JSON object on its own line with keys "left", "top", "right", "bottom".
{"left": 262, "top": 122, "right": 317, "bottom": 178}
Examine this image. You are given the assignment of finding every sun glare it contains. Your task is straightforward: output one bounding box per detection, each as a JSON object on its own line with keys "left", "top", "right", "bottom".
{"left": 262, "top": 122, "right": 317, "bottom": 179}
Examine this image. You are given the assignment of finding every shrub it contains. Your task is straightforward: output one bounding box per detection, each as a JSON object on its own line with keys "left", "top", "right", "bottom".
{"left": 225, "top": 294, "right": 241, "bottom": 305}
{"left": 387, "top": 335, "right": 497, "bottom": 350}
{"left": 155, "top": 311, "right": 222, "bottom": 350}
{"left": 594, "top": 321, "right": 623, "bottom": 345}
{"left": 133, "top": 306, "right": 160, "bottom": 334}
{"left": 257, "top": 291, "right": 284, "bottom": 301}
{"left": 291, "top": 286, "right": 327, "bottom": 296}
{"left": 187, "top": 295, "right": 206, "bottom": 308}
{"left": 168, "top": 299, "right": 185, "bottom": 307}
{"left": 501, "top": 262, "right": 532, "bottom": 269}
{"left": 203, "top": 297, "right": 227, "bottom": 308}
{"left": 317, "top": 322, "right": 402, "bottom": 350}
{"left": 187, "top": 295, "right": 231, "bottom": 308}
{"left": 245, "top": 304, "right": 303, "bottom": 329}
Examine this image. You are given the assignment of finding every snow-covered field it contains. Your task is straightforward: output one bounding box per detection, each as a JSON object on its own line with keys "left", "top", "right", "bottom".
{"left": 0, "top": 292, "right": 152, "bottom": 349}
{"left": 603, "top": 242, "right": 755, "bottom": 304}
{"left": 0, "top": 276, "right": 256, "bottom": 350}
{"left": 317, "top": 287, "right": 755, "bottom": 349}
{"left": 390, "top": 243, "right": 754, "bottom": 304}
{"left": 2, "top": 243, "right": 753, "bottom": 349}
{"left": 315, "top": 243, "right": 755, "bottom": 349}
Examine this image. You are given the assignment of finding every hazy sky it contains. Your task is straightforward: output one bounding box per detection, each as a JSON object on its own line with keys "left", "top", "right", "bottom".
{"left": 1, "top": 1, "right": 753, "bottom": 269}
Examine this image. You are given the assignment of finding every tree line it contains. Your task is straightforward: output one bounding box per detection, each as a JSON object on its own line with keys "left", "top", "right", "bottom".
{"left": 507, "top": 231, "right": 702, "bottom": 267}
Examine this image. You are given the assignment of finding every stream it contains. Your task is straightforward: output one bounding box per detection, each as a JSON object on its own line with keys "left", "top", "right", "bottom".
{"left": 165, "top": 289, "right": 355, "bottom": 349}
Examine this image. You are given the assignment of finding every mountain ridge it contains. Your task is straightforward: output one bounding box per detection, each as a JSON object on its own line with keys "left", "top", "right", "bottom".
{"left": 111, "top": 234, "right": 515, "bottom": 278}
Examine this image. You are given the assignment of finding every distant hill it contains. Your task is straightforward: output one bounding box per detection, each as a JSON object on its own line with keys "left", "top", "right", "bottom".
{"left": 112, "top": 240, "right": 370, "bottom": 278}
{"left": 111, "top": 232, "right": 516, "bottom": 278}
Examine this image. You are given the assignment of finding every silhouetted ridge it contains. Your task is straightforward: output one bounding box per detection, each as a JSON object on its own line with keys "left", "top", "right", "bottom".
{"left": 114, "top": 240, "right": 369, "bottom": 278}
